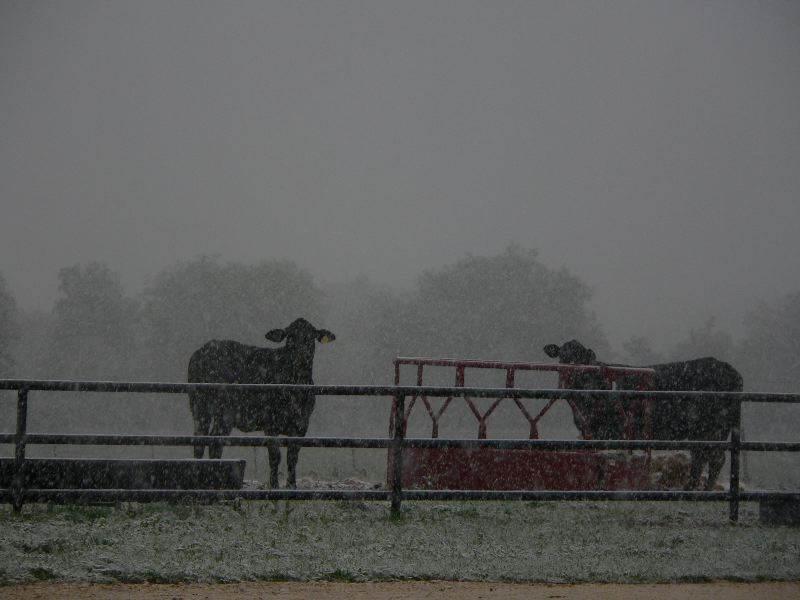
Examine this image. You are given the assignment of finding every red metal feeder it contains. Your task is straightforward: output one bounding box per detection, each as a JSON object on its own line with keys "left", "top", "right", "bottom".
{"left": 388, "top": 357, "right": 657, "bottom": 491}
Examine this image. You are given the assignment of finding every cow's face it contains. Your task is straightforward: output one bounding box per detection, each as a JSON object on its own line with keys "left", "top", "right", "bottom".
{"left": 266, "top": 318, "right": 336, "bottom": 346}
{"left": 543, "top": 340, "right": 597, "bottom": 365}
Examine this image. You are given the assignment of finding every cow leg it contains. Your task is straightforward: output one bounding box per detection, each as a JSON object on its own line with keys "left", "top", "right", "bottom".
{"left": 193, "top": 441, "right": 206, "bottom": 460}
{"left": 685, "top": 450, "right": 706, "bottom": 491}
{"left": 208, "top": 418, "right": 230, "bottom": 460}
{"left": 286, "top": 444, "right": 300, "bottom": 489}
{"left": 191, "top": 398, "right": 210, "bottom": 459}
{"left": 285, "top": 411, "right": 312, "bottom": 490}
{"left": 267, "top": 443, "right": 281, "bottom": 489}
{"left": 705, "top": 449, "right": 726, "bottom": 491}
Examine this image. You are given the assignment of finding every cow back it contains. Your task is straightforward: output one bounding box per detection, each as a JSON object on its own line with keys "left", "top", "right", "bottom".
{"left": 188, "top": 340, "right": 286, "bottom": 433}
{"left": 647, "top": 357, "right": 742, "bottom": 441}
{"left": 188, "top": 340, "right": 277, "bottom": 384}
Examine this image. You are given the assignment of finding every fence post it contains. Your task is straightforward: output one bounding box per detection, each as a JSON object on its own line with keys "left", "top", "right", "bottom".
{"left": 12, "top": 387, "right": 28, "bottom": 513}
{"left": 390, "top": 391, "right": 405, "bottom": 514}
{"left": 729, "top": 397, "right": 742, "bottom": 523}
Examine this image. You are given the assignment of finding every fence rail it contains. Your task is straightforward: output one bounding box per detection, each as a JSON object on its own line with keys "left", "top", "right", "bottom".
{"left": 2, "top": 379, "right": 800, "bottom": 521}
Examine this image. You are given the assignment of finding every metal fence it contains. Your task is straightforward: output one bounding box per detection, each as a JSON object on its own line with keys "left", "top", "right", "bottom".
{"left": 2, "top": 379, "right": 800, "bottom": 521}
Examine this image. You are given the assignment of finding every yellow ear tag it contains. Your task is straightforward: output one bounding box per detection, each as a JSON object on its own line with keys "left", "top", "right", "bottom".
{"left": 320, "top": 335, "right": 330, "bottom": 344}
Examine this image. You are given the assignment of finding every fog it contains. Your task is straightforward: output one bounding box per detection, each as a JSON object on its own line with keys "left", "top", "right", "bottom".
{"left": 2, "top": 1, "right": 799, "bottom": 347}
{"left": 1, "top": 2, "right": 799, "bottom": 486}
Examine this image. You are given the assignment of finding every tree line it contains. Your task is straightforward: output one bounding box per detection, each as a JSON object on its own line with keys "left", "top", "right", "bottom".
{"left": 0, "top": 246, "right": 798, "bottom": 437}
{"left": 1, "top": 246, "right": 799, "bottom": 391}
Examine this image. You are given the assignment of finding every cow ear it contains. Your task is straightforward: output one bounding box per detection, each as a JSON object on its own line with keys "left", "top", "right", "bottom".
{"left": 265, "top": 329, "right": 286, "bottom": 343}
{"left": 543, "top": 344, "right": 560, "bottom": 358}
{"left": 317, "top": 329, "right": 335, "bottom": 344}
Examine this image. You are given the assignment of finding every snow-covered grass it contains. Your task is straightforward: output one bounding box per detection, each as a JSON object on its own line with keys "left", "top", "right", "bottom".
{"left": 1, "top": 500, "right": 798, "bottom": 584}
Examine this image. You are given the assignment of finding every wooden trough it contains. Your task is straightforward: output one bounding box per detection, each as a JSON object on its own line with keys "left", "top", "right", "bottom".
{"left": 0, "top": 458, "right": 246, "bottom": 491}
{"left": 759, "top": 497, "right": 800, "bottom": 526}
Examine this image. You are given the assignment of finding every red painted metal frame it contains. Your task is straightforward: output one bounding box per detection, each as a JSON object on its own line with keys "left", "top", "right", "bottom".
{"left": 390, "top": 357, "right": 657, "bottom": 491}
{"left": 391, "top": 357, "right": 656, "bottom": 440}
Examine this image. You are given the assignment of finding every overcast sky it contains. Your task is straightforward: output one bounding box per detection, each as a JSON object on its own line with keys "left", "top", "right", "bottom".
{"left": 1, "top": 1, "right": 799, "bottom": 348}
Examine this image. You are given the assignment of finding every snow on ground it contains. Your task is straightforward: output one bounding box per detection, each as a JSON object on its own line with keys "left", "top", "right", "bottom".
{"left": 1, "top": 500, "right": 798, "bottom": 584}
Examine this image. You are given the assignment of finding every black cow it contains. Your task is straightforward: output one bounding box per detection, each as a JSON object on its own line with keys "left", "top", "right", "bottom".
{"left": 188, "top": 318, "right": 335, "bottom": 488}
{"left": 543, "top": 340, "right": 743, "bottom": 490}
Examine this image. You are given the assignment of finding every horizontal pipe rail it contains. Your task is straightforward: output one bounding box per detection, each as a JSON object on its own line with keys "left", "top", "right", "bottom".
{"left": 0, "top": 434, "right": 394, "bottom": 449}
{"left": 2, "top": 433, "right": 797, "bottom": 452}
{"left": 2, "top": 379, "right": 800, "bottom": 404}
{"left": 2, "top": 488, "right": 799, "bottom": 504}
{"left": 740, "top": 441, "right": 800, "bottom": 452}
{"left": 394, "top": 357, "right": 657, "bottom": 375}
{"left": 0, "top": 489, "right": 391, "bottom": 503}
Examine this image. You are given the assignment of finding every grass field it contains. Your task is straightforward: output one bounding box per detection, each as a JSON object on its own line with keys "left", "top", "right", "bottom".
{"left": 1, "top": 499, "right": 798, "bottom": 585}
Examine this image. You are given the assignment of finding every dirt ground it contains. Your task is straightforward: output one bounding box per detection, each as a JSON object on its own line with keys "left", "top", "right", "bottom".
{"left": 1, "top": 581, "right": 798, "bottom": 600}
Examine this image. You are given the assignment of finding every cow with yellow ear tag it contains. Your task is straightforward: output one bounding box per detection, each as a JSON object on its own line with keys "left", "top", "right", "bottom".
{"left": 188, "top": 318, "right": 335, "bottom": 489}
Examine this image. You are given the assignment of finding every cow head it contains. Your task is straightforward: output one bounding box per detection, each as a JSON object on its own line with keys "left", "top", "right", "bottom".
{"left": 543, "top": 339, "right": 620, "bottom": 439}
{"left": 266, "top": 318, "right": 336, "bottom": 347}
{"left": 543, "top": 339, "right": 597, "bottom": 365}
